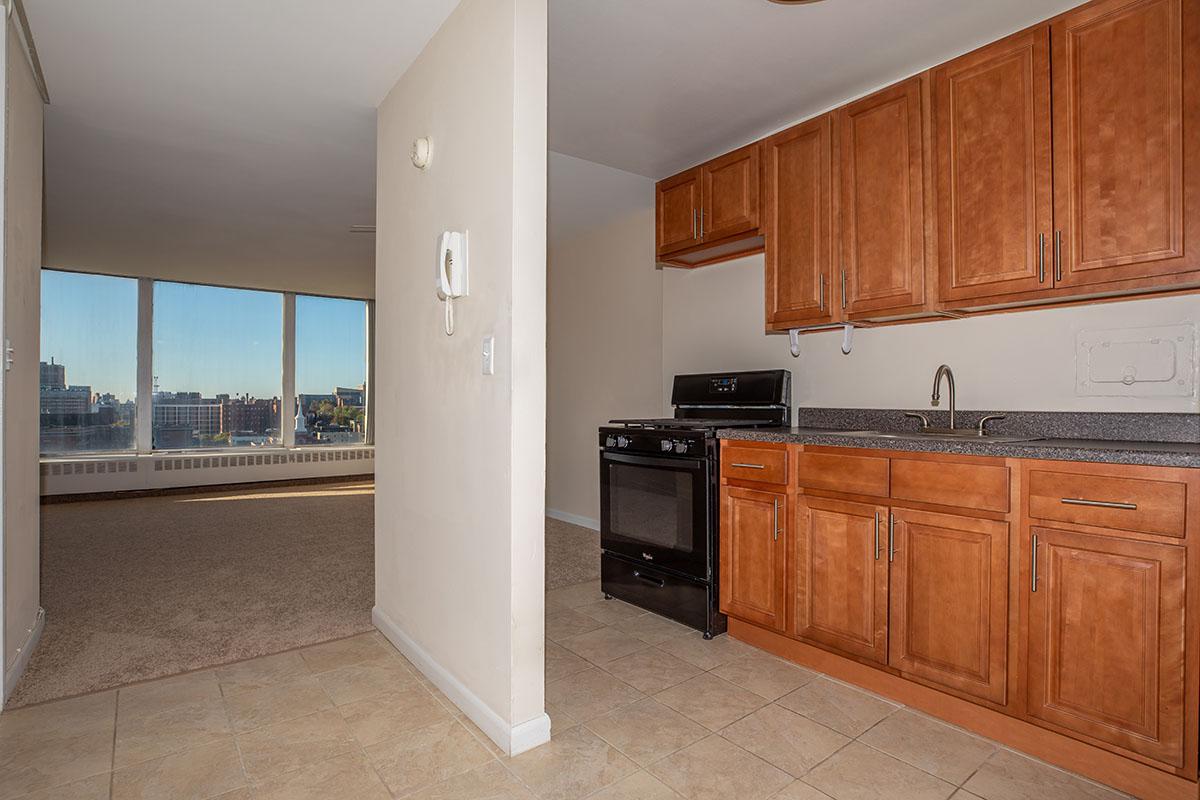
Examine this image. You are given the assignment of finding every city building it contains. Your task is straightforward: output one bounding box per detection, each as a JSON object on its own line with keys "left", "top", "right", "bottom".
{"left": 39, "top": 358, "right": 65, "bottom": 389}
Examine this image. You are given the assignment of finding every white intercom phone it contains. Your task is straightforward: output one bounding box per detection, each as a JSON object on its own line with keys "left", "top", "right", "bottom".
{"left": 436, "top": 230, "right": 469, "bottom": 335}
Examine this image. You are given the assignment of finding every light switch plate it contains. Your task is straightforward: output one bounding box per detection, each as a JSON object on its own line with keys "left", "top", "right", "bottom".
{"left": 1076, "top": 323, "right": 1196, "bottom": 398}
{"left": 482, "top": 335, "right": 495, "bottom": 375}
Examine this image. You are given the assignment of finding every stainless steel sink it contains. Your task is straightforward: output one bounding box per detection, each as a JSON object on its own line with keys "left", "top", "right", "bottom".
{"left": 816, "top": 430, "right": 1044, "bottom": 444}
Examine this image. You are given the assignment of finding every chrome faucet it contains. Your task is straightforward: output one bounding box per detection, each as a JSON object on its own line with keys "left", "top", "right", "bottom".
{"left": 931, "top": 364, "right": 956, "bottom": 430}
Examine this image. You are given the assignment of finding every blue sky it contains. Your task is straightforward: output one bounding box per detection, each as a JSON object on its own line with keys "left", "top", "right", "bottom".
{"left": 40, "top": 271, "right": 366, "bottom": 401}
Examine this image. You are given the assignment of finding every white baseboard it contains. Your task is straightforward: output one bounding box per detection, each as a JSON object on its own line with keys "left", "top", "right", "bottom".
{"left": 372, "top": 605, "right": 550, "bottom": 756}
{"left": 3, "top": 607, "right": 45, "bottom": 705}
{"left": 546, "top": 507, "right": 599, "bottom": 531}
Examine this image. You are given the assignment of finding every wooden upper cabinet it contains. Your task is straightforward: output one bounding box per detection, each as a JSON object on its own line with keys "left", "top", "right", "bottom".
{"left": 933, "top": 26, "right": 1054, "bottom": 303}
{"left": 703, "top": 144, "right": 761, "bottom": 243}
{"left": 838, "top": 76, "right": 931, "bottom": 318}
{"left": 656, "top": 168, "right": 701, "bottom": 256}
{"left": 889, "top": 509, "right": 1009, "bottom": 705}
{"left": 1025, "top": 526, "right": 1186, "bottom": 767}
{"left": 793, "top": 496, "right": 889, "bottom": 664}
{"left": 1051, "top": 0, "right": 1199, "bottom": 288}
{"left": 763, "top": 115, "right": 836, "bottom": 328}
{"left": 720, "top": 486, "right": 787, "bottom": 631}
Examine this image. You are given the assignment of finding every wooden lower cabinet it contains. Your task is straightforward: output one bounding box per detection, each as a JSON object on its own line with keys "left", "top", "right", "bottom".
{"left": 719, "top": 486, "right": 787, "bottom": 631}
{"left": 793, "top": 497, "right": 889, "bottom": 664}
{"left": 1025, "top": 525, "right": 1187, "bottom": 768}
{"left": 888, "top": 509, "right": 1009, "bottom": 704}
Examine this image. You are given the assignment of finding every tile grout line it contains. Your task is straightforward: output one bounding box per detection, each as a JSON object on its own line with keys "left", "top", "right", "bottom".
{"left": 109, "top": 691, "right": 119, "bottom": 798}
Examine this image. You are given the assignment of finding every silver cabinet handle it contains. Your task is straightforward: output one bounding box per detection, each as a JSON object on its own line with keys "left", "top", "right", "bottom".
{"left": 887, "top": 513, "right": 895, "bottom": 562}
{"left": 692, "top": 208, "right": 697, "bottom": 239}
{"left": 699, "top": 208, "right": 705, "bottom": 239}
{"left": 1037, "top": 233, "right": 1045, "bottom": 283}
{"left": 772, "top": 499, "right": 780, "bottom": 542}
{"left": 1031, "top": 534, "right": 1039, "bottom": 592}
{"left": 1053, "top": 230, "right": 1063, "bottom": 282}
{"left": 840, "top": 269, "right": 847, "bottom": 310}
{"left": 1061, "top": 497, "right": 1138, "bottom": 511}
{"left": 873, "top": 511, "right": 881, "bottom": 560}
{"left": 819, "top": 274, "right": 825, "bottom": 311}
{"left": 731, "top": 462, "right": 765, "bottom": 470}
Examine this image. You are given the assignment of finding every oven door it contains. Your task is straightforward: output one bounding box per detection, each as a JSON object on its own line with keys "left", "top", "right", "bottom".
{"left": 600, "top": 450, "right": 710, "bottom": 580}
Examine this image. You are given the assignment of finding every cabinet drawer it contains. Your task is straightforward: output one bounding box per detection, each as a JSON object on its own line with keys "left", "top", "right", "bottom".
{"left": 794, "top": 451, "right": 889, "bottom": 497}
{"left": 722, "top": 445, "right": 787, "bottom": 485}
{"left": 1027, "top": 468, "right": 1186, "bottom": 538}
{"left": 892, "top": 458, "right": 1010, "bottom": 513}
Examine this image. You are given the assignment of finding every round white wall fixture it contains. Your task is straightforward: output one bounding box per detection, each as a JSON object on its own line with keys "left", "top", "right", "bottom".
{"left": 411, "top": 137, "right": 432, "bottom": 170}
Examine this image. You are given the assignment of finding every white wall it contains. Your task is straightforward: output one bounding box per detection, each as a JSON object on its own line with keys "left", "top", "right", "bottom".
{"left": 546, "top": 153, "right": 662, "bottom": 527}
{"left": 3, "top": 20, "right": 45, "bottom": 701}
{"left": 373, "top": 0, "right": 548, "bottom": 756}
{"left": 662, "top": 254, "right": 1200, "bottom": 415}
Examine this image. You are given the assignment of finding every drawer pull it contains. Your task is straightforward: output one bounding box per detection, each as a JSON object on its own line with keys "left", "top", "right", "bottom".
{"left": 730, "top": 462, "right": 765, "bottom": 470}
{"left": 1061, "top": 497, "right": 1137, "bottom": 511}
{"left": 633, "top": 570, "right": 664, "bottom": 589}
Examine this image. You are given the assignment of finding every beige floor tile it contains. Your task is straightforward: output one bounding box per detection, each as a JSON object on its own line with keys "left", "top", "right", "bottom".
{"left": 315, "top": 655, "right": 416, "bottom": 705}
{"left": 613, "top": 613, "right": 694, "bottom": 645}
{"left": 405, "top": 761, "right": 536, "bottom": 800}
{"left": 422, "top": 680, "right": 466, "bottom": 718}
{"left": 546, "top": 580, "right": 604, "bottom": 610}
{"left": 211, "top": 790, "right": 254, "bottom": 800}
{"left": 773, "top": 781, "right": 837, "bottom": 799}
{"left": 655, "top": 632, "right": 756, "bottom": 670}
{"left": 215, "top": 652, "right": 311, "bottom": 693}
{"left": 338, "top": 684, "right": 452, "bottom": 746}
{"left": 559, "top": 626, "right": 648, "bottom": 665}
{"left": 654, "top": 673, "right": 766, "bottom": 731}
{"left": 601, "top": 648, "right": 701, "bottom": 695}
{"left": 711, "top": 651, "right": 816, "bottom": 701}
{"left": 950, "top": 792, "right": 984, "bottom": 800}
{"left": 545, "top": 641, "right": 592, "bottom": 684}
{"left": 111, "top": 737, "right": 246, "bottom": 800}
{"left": 545, "top": 667, "right": 643, "bottom": 723}
{"left": 587, "top": 770, "right": 680, "bottom": 800}
{"left": 585, "top": 698, "right": 708, "bottom": 767}
{"left": 14, "top": 773, "right": 112, "bottom": 800}
{"left": 459, "top": 716, "right": 506, "bottom": 758}
{"left": 118, "top": 671, "right": 221, "bottom": 718}
{"left": 251, "top": 750, "right": 389, "bottom": 800}
{"left": 546, "top": 702, "right": 579, "bottom": 737}
{"left": 0, "top": 693, "right": 115, "bottom": 800}
{"left": 962, "top": 750, "right": 1130, "bottom": 800}
{"left": 114, "top": 696, "right": 232, "bottom": 769}
{"left": 776, "top": 678, "right": 898, "bottom": 737}
{"left": 803, "top": 741, "right": 954, "bottom": 800}
{"left": 363, "top": 719, "right": 493, "bottom": 797}
{"left": 576, "top": 599, "right": 647, "bottom": 626}
{"left": 297, "top": 633, "right": 392, "bottom": 674}
{"left": 720, "top": 704, "right": 848, "bottom": 778}
{"left": 234, "top": 708, "right": 357, "bottom": 782}
{"left": 507, "top": 725, "right": 637, "bottom": 800}
{"left": 859, "top": 710, "right": 996, "bottom": 785}
{"left": 221, "top": 675, "right": 333, "bottom": 734}
{"left": 648, "top": 735, "right": 792, "bottom": 800}
{"left": 546, "top": 609, "right": 605, "bottom": 643}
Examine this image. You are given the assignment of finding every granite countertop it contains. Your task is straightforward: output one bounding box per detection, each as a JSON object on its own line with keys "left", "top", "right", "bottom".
{"left": 717, "top": 416, "right": 1200, "bottom": 469}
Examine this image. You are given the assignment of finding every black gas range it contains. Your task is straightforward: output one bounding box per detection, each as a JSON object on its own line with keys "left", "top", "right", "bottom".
{"left": 598, "top": 370, "right": 791, "bottom": 638}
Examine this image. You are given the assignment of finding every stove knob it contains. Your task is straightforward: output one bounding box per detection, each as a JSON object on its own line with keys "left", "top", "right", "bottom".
{"left": 616, "top": 436, "right": 630, "bottom": 448}
{"left": 605, "top": 435, "right": 617, "bottom": 448}
{"left": 674, "top": 441, "right": 688, "bottom": 454}
{"left": 660, "top": 440, "right": 673, "bottom": 452}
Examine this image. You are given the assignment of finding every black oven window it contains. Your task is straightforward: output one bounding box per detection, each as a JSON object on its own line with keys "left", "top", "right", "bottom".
{"left": 608, "top": 463, "right": 694, "bottom": 553}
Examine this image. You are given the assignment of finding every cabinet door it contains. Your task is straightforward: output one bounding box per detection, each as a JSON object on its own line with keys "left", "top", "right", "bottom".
{"left": 763, "top": 115, "right": 836, "bottom": 327}
{"left": 1052, "top": 0, "right": 1199, "bottom": 287}
{"left": 933, "top": 26, "right": 1053, "bottom": 303}
{"left": 656, "top": 168, "right": 701, "bottom": 256}
{"left": 889, "top": 509, "right": 1009, "bottom": 704}
{"left": 720, "top": 486, "right": 787, "bottom": 631}
{"left": 838, "top": 76, "right": 929, "bottom": 318}
{"left": 1025, "top": 526, "right": 1186, "bottom": 767}
{"left": 793, "top": 497, "right": 889, "bottom": 664}
{"left": 702, "top": 144, "right": 760, "bottom": 243}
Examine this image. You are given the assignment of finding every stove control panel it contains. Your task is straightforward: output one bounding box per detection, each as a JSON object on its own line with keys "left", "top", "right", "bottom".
{"left": 600, "top": 430, "right": 705, "bottom": 456}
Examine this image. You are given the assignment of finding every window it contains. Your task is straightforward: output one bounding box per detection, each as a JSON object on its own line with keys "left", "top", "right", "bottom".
{"left": 152, "top": 282, "right": 282, "bottom": 449}
{"left": 40, "top": 271, "right": 138, "bottom": 454}
{"left": 295, "top": 295, "right": 367, "bottom": 445}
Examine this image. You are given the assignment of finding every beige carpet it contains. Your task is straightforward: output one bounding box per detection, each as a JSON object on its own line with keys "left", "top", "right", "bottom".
{"left": 8, "top": 481, "right": 376, "bottom": 707}
{"left": 545, "top": 516, "right": 600, "bottom": 590}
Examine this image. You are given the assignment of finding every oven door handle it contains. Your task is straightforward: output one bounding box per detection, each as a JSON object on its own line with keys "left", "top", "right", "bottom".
{"left": 601, "top": 452, "right": 706, "bottom": 471}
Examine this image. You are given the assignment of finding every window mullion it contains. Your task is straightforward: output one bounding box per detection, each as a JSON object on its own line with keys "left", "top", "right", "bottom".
{"left": 135, "top": 278, "right": 154, "bottom": 453}
{"left": 281, "top": 293, "right": 296, "bottom": 448}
